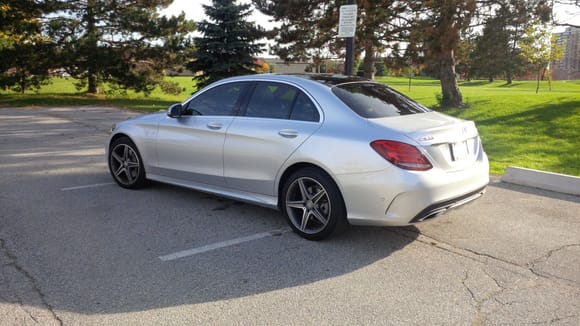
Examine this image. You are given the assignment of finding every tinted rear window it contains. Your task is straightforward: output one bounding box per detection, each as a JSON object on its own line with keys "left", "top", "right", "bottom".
{"left": 332, "top": 82, "right": 431, "bottom": 118}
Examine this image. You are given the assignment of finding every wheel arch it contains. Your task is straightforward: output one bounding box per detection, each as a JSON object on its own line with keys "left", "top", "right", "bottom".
{"left": 108, "top": 132, "right": 133, "bottom": 150}
{"left": 277, "top": 162, "right": 344, "bottom": 210}
{"left": 108, "top": 132, "right": 145, "bottom": 163}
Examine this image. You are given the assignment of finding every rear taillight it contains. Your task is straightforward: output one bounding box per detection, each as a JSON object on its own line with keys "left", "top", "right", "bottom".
{"left": 370, "top": 140, "right": 433, "bottom": 171}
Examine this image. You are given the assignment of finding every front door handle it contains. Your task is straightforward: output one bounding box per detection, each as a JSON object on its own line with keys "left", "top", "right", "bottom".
{"left": 278, "top": 130, "right": 299, "bottom": 138}
{"left": 207, "top": 122, "right": 223, "bottom": 130}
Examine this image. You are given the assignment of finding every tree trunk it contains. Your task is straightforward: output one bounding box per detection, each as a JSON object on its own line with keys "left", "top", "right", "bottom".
{"left": 19, "top": 74, "right": 26, "bottom": 94}
{"left": 86, "top": 0, "right": 98, "bottom": 94}
{"left": 439, "top": 49, "right": 463, "bottom": 108}
{"left": 506, "top": 71, "right": 513, "bottom": 85}
{"left": 363, "top": 42, "right": 374, "bottom": 79}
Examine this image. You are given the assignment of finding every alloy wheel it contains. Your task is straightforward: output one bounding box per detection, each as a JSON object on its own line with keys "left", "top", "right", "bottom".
{"left": 110, "top": 143, "right": 141, "bottom": 186}
{"left": 285, "top": 177, "right": 331, "bottom": 235}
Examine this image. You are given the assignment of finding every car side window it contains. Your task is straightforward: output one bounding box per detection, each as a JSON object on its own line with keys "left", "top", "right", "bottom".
{"left": 184, "top": 82, "right": 246, "bottom": 116}
{"left": 289, "top": 92, "right": 320, "bottom": 122}
{"left": 244, "top": 82, "right": 320, "bottom": 122}
{"left": 244, "top": 82, "right": 297, "bottom": 119}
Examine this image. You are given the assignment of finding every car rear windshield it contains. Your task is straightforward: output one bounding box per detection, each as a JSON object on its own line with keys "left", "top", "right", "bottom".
{"left": 332, "top": 82, "right": 431, "bottom": 118}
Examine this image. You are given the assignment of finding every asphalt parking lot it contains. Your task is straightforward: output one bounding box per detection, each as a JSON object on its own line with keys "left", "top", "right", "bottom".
{"left": 1, "top": 106, "right": 579, "bottom": 325}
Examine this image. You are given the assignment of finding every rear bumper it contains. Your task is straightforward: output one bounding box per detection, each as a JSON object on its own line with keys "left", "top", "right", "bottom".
{"left": 335, "top": 153, "right": 489, "bottom": 226}
{"left": 409, "top": 186, "right": 486, "bottom": 223}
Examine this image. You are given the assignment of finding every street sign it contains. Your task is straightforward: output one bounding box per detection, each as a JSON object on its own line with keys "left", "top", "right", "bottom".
{"left": 338, "top": 4, "right": 357, "bottom": 38}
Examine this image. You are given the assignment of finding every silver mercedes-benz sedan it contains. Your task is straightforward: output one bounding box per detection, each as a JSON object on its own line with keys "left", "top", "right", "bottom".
{"left": 107, "top": 74, "right": 489, "bottom": 240}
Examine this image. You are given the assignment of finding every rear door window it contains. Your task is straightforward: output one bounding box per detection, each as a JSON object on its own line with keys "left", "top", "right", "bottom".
{"left": 290, "top": 92, "right": 320, "bottom": 122}
{"left": 243, "top": 81, "right": 320, "bottom": 122}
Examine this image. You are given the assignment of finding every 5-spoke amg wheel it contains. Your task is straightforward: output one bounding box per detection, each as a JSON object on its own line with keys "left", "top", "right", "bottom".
{"left": 108, "top": 137, "right": 146, "bottom": 189}
{"left": 283, "top": 167, "right": 346, "bottom": 240}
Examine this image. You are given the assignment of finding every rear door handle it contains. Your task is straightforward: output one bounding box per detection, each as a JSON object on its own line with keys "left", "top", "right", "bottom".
{"left": 207, "top": 122, "right": 223, "bottom": 130}
{"left": 278, "top": 130, "right": 299, "bottom": 138}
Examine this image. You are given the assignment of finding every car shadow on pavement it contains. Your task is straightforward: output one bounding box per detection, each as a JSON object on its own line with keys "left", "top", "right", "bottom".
{"left": 1, "top": 179, "right": 419, "bottom": 315}
{"left": 79, "top": 226, "right": 418, "bottom": 314}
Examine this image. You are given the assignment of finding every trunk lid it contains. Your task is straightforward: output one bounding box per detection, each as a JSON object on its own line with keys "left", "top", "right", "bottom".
{"left": 370, "top": 112, "right": 482, "bottom": 171}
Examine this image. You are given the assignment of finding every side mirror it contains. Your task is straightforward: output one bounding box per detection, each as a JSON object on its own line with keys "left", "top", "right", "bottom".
{"left": 167, "top": 103, "right": 183, "bottom": 118}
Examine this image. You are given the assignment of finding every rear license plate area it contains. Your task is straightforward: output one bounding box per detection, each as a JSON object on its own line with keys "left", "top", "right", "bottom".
{"left": 450, "top": 141, "right": 469, "bottom": 161}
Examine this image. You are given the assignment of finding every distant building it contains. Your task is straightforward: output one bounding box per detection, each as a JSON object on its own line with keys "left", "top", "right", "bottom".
{"left": 166, "top": 58, "right": 310, "bottom": 76}
{"left": 268, "top": 59, "right": 310, "bottom": 74}
{"left": 552, "top": 27, "right": 580, "bottom": 80}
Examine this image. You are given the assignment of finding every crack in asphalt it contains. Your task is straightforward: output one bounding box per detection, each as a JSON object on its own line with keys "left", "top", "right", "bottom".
{"left": 528, "top": 244, "right": 580, "bottom": 285}
{"left": 527, "top": 314, "right": 580, "bottom": 325}
{"left": 390, "top": 228, "right": 580, "bottom": 288}
{"left": 391, "top": 228, "right": 525, "bottom": 271}
{"left": 461, "top": 271, "right": 486, "bottom": 325}
{"left": 461, "top": 271, "right": 479, "bottom": 307}
{"left": 389, "top": 228, "right": 580, "bottom": 325}
{"left": 389, "top": 228, "right": 580, "bottom": 323}
{"left": 0, "top": 238, "right": 63, "bottom": 326}
{"left": 482, "top": 268, "right": 506, "bottom": 291}
{"left": 461, "top": 268, "right": 509, "bottom": 324}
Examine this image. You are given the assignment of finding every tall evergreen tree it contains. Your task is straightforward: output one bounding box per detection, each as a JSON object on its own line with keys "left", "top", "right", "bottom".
{"left": 0, "top": 0, "right": 53, "bottom": 93}
{"left": 46, "top": 0, "right": 194, "bottom": 94}
{"left": 188, "top": 0, "right": 265, "bottom": 89}
{"left": 470, "top": 12, "right": 511, "bottom": 82}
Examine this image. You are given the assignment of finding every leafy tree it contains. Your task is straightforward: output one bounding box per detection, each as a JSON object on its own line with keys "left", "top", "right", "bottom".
{"left": 255, "top": 59, "right": 271, "bottom": 73}
{"left": 0, "top": 0, "right": 53, "bottom": 93}
{"left": 451, "top": 42, "right": 470, "bottom": 81}
{"left": 417, "top": 0, "right": 477, "bottom": 108}
{"left": 374, "top": 59, "right": 387, "bottom": 76}
{"left": 470, "top": 10, "right": 513, "bottom": 82}
{"left": 0, "top": 1, "right": 42, "bottom": 51}
{"left": 46, "top": 0, "right": 194, "bottom": 94}
{"left": 519, "top": 21, "right": 564, "bottom": 93}
{"left": 252, "top": 0, "right": 336, "bottom": 73}
{"left": 253, "top": 0, "right": 414, "bottom": 79}
{"left": 357, "top": 0, "right": 413, "bottom": 78}
{"left": 469, "top": 0, "right": 550, "bottom": 84}
{"left": 188, "top": 0, "right": 265, "bottom": 89}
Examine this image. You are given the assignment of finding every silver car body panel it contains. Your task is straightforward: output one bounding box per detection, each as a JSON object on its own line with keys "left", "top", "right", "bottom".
{"left": 108, "top": 74, "right": 489, "bottom": 226}
{"left": 224, "top": 117, "right": 321, "bottom": 195}
{"left": 154, "top": 115, "right": 234, "bottom": 186}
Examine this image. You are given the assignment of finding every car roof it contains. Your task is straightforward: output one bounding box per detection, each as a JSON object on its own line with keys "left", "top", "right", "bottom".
{"left": 222, "top": 74, "right": 372, "bottom": 88}
{"left": 286, "top": 74, "right": 369, "bottom": 86}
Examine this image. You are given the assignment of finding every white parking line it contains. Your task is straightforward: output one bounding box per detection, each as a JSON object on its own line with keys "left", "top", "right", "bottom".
{"left": 159, "top": 227, "right": 292, "bottom": 261}
{"left": 61, "top": 182, "right": 115, "bottom": 191}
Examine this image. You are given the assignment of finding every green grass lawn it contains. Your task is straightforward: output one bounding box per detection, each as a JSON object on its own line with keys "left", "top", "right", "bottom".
{"left": 1, "top": 76, "right": 579, "bottom": 176}
{"left": 0, "top": 77, "right": 195, "bottom": 111}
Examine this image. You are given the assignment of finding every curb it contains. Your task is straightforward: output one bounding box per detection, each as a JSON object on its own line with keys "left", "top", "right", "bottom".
{"left": 501, "top": 166, "right": 580, "bottom": 196}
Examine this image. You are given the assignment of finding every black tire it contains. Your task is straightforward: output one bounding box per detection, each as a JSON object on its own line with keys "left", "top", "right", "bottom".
{"left": 282, "top": 167, "right": 347, "bottom": 240}
{"left": 108, "top": 137, "right": 147, "bottom": 189}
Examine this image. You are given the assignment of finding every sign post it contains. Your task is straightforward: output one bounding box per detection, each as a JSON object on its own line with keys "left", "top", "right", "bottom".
{"left": 339, "top": 2, "right": 357, "bottom": 76}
